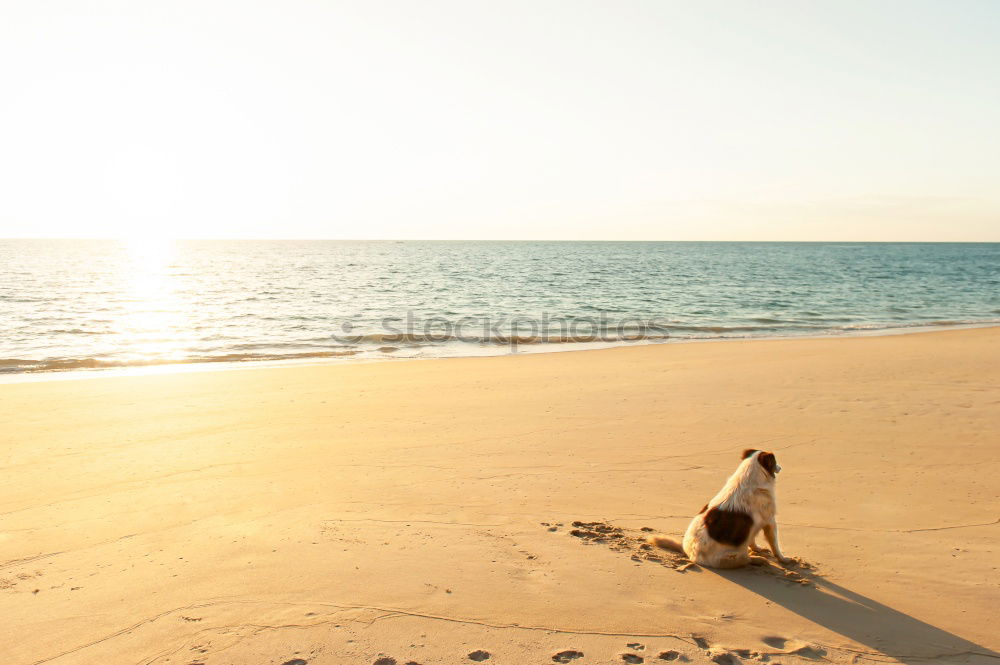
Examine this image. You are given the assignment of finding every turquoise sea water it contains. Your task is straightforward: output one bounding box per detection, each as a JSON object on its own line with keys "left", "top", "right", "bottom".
{"left": 1, "top": 240, "right": 998, "bottom": 373}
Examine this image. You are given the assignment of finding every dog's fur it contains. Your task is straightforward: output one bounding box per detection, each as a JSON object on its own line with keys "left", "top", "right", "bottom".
{"left": 652, "top": 449, "right": 789, "bottom": 568}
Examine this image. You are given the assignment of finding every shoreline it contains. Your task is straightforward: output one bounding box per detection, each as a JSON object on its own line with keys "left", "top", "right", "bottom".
{"left": 1, "top": 326, "right": 998, "bottom": 664}
{"left": 4, "top": 318, "right": 999, "bottom": 384}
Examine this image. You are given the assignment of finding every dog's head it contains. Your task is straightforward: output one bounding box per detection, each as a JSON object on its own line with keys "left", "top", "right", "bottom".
{"left": 742, "top": 448, "right": 781, "bottom": 477}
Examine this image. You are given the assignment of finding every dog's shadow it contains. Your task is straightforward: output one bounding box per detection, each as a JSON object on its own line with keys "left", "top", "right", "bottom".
{"left": 710, "top": 564, "right": 998, "bottom": 664}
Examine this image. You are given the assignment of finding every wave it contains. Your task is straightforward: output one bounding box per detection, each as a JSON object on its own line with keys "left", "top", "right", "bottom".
{"left": 659, "top": 324, "right": 776, "bottom": 333}
{"left": 0, "top": 350, "right": 360, "bottom": 374}
{"left": 49, "top": 328, "right": 112, "bottom": 335}
{"left": 346, "top": 331, "right": 678, "bottom": 345}
{"left": 837, "top": 319, "right": 995, "bottom": 331}
{"left": 3, "top": 318, "right": 998, "bottom": 375}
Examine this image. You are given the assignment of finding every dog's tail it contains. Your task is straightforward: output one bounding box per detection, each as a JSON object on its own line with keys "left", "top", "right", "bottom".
{"left": 649, "top": 535, "right": 684, "bottom": 553}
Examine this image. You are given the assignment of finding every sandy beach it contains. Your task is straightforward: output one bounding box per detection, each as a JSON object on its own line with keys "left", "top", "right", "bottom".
{"left": 1, "top": 327, "right": 998, "bottom": 665}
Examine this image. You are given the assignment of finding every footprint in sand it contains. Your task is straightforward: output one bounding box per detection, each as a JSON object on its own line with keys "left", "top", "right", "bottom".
{"left": 621, "top": 654, "right": 644, "bottom": 664}
{"left": 657, "top": 651, "right": 681, "bottom": 661}
{"left": 710, "top": 654, "right": 739, "bottom": 665}
{"left": 373, "top": 658, "right": 396, "bottom": 665}
{"left": 691, "top": 636, "right": 710, "bottom": 649}
{"left": 552, "top": 650, "right": 584, "bottom": 663}
{"left": 761, "top": 636, "right": 786, "bottom": 649}
{"left": 468, "top": 650, "right": 491, "bottom": 662}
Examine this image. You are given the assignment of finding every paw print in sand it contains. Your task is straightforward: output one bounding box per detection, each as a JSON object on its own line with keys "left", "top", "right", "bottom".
{"left": 552, "top": 650, "right": 584, "bottom": 662}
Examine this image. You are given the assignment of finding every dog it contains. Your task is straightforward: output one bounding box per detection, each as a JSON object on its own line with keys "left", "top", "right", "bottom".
{"left": 652, "top": 449, "right": 790, "bottom": 568}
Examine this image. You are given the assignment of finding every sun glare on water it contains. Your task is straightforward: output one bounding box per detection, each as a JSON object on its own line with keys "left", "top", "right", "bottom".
{"left": 114, "top": 235, "right": 193, "bottom": 368}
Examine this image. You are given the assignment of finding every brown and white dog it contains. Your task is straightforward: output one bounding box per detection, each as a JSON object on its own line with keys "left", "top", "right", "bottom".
{"left": 652, "top": 449, "right": 790, "bottom": 568}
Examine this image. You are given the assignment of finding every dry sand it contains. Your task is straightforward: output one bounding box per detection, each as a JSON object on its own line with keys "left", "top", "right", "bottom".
{"left": 1, "top": 328, "right": 998, "bottom": 665}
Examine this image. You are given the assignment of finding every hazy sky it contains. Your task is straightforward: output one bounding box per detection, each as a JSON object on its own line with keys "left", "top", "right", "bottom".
{"left": 2, "top": 1, "right": 998, "bottom": 240}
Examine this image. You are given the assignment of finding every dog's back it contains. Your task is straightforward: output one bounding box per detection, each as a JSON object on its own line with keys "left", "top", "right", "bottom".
{"left": 653, "top": 449, "right": 783, "bottom": 568}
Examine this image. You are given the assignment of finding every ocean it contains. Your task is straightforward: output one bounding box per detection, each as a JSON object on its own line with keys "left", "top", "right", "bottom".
{"left": 2, "top": 240, "right": 998, "bottom": 374}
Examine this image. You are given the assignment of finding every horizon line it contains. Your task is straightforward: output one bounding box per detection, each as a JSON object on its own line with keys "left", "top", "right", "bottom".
{"left": 2, "top": 237, "right": 999, "bottom": 244}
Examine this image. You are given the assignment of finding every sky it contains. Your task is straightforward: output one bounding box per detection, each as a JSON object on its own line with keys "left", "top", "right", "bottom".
{"left": 1, "top": 0, "right": 998, "bottom": 241}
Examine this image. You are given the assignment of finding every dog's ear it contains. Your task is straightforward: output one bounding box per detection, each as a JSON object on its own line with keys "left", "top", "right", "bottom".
{"left": 741, "top": 448, "right": 759, "bottom": 460}
{"left": 757, "top": 451, "right": 777, "bottom": 476}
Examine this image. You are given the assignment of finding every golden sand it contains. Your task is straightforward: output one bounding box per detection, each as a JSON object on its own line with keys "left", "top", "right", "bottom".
{"left": 1, "top": 328, "right": 998, "bottom": 664}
